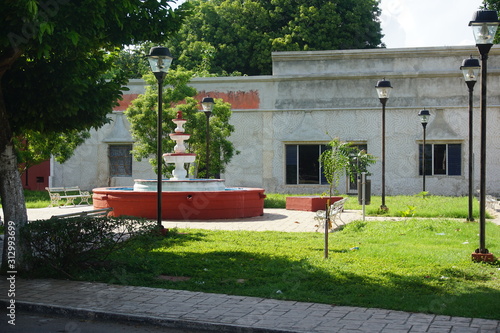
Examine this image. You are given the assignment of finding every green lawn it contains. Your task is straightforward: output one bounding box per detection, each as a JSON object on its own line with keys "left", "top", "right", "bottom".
{"left": 265, "top": 193, "right": 486, "bottom": 219}
{"left": 55, "top": 218, "right": 500, "bottom": 321}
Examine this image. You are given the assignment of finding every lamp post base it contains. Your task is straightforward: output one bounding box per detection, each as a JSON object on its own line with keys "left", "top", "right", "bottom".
{"left": 471, "top": 252, "right": 496, "bottom": 262}
{"left": 156, "top": 225, "right": 169, "bottom": 236}
{"left": 379, "top": 205, "right": 388, "bottom": 212}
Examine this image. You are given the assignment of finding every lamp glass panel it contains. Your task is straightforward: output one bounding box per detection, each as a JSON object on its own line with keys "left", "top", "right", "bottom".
{"left": 148, "top": 57, "right": 173, "bottom": 73}
{"left": 420, "top": 115, "right": 429, "bottom": 124}
{"left": 376, "top": 87, "right": 391, "bottom": 99}
{"left": 471, "top": 22, "right": 499, "bottom": 44}
{"left": 462, "top": 68, "right": 479, "bottom": 81}
{"left": 201, "top": 101, "right": 214, "bottom": 112}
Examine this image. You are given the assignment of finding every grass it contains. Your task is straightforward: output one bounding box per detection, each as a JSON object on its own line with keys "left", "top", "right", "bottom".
{"left": 23, "top": 190, "right": 52, "bottom": 208}
{"left": 265, "top": 193, "right": 487, "bottom": 219}
{"left": 0, "top": 190, "right": 91, "bottom": 208}
{"left": 48, "top": 218, "right": 500, "bottom": 320}
{"left": 0, "top": 190, "right": 51, "bottom": 209}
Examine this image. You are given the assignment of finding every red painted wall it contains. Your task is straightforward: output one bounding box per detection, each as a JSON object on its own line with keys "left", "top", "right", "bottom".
{"left": 196, "top": 90, "right": 260, "bottom": 109}
{"left": 113, "top": 90, "right": 260, "bottom": 111}
{"left": 114, "top": 94, "right": 139, "bottom": 111}
{"left": 21, "top": 160, "right": 50, "bottom": 191}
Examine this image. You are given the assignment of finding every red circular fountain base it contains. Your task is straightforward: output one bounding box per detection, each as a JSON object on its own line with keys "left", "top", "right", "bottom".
{"left": 92, "top": 187, "right": 266, "bottom": 220}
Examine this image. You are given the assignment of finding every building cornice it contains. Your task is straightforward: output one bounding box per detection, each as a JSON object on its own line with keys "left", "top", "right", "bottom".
{"left": 271, "top": 45, "right": 500, "bottom": 61}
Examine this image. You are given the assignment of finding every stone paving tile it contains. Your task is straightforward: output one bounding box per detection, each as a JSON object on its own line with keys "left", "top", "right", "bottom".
{"left": 343, "top": 312, "right": 373, "bottom": 321}
{"left": 359, "top": 322, "right": 387, "bottom": 332}
{"left": 449, "top": 327, "right": 481, "bottom": 333}
{"left": 336, "top": 320, "right": 364, "bottom": 330}
{"left": 470, "top": 318, "right": 500, "bottom": 327}
{"left": 406, "top": 313, "right": 435, "bottom": 324}
{"left": 408, "top": 325, "right": 433, "bottom": 332}
{"left": 385, "top": 323, "right": 416, "bottom": 331}
{"left": 426, "top": 327, "right": 453, "bottom": 333}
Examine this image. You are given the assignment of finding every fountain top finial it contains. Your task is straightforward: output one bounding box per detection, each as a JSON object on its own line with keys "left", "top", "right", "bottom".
{"left": 176, "top": 110, "right": 183, "bottom": 119}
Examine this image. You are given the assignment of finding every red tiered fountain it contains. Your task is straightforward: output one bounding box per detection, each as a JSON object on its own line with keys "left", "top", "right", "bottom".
{"left": 92, "top": 111, "right": 265, "bottom": 220}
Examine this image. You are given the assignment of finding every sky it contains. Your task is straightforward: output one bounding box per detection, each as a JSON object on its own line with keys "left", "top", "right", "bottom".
{"left": 380, "top": 0, "right": 484, "bottom": 48}
{"left": 172, "top": 0, "right": 485, "bottom": 48}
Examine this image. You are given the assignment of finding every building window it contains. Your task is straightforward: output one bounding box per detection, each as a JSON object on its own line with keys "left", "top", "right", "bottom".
{"left": 419, "top": 143, "right": 461, "bottom": 176}
{"left": 347, "top": 144, "right": 368, "bottom": 192}
{"left": 109, "top": 144, "right": 132, "bottom": 177}
{"left": 286, "top": 144, "right": 328, "bottom": 185}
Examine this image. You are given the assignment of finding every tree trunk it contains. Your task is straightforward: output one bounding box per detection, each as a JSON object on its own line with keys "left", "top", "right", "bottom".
{"left": 0, "top": 47, "right": 28, "bottom": 273}
{"left": 0, "top": 144, "right": 28, "bottom": 273}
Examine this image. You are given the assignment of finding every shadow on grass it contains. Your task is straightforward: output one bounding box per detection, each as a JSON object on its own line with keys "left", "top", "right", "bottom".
{"left": 70, "top": 230, "right": 500, "bottom": 321}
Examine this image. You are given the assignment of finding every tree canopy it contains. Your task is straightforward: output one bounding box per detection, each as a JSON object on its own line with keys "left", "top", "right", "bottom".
{"left": 126, "top": 69, "right": 237, "bottom": 178}
{"left": 168, "top": 0, "right": 384, "bottom": 75}
{"left": 1, "top": 0, "right": 191, "bottom": 135}
{"left": 0, "top": 0, "right": 191, "bottom": 271}
{"left": 483, "top": 1, "right": 500, "bottom": 43}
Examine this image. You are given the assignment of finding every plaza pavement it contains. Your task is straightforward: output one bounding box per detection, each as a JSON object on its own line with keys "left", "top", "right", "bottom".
{"left": 0, "top": 206, "right": 499, "bottom": 332}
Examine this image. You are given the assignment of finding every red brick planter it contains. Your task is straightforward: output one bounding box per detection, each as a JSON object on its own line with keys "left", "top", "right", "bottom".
{"left": 285, "top": 196, "right": 343, "bottom": 212}
{"left": 471, "top": 252, "right": 496, "bottom": 262}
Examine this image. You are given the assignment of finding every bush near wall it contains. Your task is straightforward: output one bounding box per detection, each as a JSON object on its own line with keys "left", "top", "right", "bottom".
{"left": 20, "top": 216, "right": 157, "bottom": 277}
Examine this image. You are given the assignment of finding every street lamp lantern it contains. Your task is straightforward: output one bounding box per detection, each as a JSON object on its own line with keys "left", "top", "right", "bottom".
{"left": 375, "top": 78, "right": 392, "bottom": 211}
{"left": 418, "top": 109, "right": 430, "bottom": 192}
{"left": 147, "top": 46, "right": 173, "bottom": 232}
{"left": 200, "top": 97, "right": 215, "bottom": 178}
{"left": 469, "top": 9, "right": 500, "bottom": 45}
{"left": 375, "top": 78, "right": 393, "bottom": 99}
{"left": 418, "top": 109, "right": 430, "bottom": 125}
{"left": 201, "top": 97, "right": 215, "bottom": 114}
{"left": 147, "top": 46, "right": 173, "bottom": 77}
{"left": 460, "top": 56, "right": 480, "bottom": 223}
{"left": 460, "top": 56, "right": 481, "bottom": 83}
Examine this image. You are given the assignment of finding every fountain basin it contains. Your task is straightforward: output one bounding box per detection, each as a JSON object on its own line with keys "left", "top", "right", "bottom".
{"left": 92, "top": 187, "right": 266, "bottom": 220}
{"left": 133, "top": 178, "right": 226, "bottom": 192}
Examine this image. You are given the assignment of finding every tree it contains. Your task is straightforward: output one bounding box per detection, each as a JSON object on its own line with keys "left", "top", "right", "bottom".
{"left": 168, "top": 0, "right": 383, "bottom": 75}
{"left": 15, "top": 130, "right": 91, "bottom": 173}
{"left": 103, "top": 45, "right": 153, "bottom": 80}
{"left": 319, "top": 138, "right": 375, "bottom": 231}
{"left": 125, "top": 69, "right": 237, "bottom": 178}
{"left": 0, "top": 0, "right": 191, "bottom": 272}
{"left": 319, "top": 138, "right": 376, "bottom": 197}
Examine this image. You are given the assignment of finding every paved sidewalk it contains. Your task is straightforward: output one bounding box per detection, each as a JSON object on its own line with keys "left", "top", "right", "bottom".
{"left": 20, "top": 205, "right": 368, "bottom": 232}
{"left": 1, "top": 278, "right": 499, "bottom": 333}
{"left": 1, "top": 206, "right": 499, "bottom": 332}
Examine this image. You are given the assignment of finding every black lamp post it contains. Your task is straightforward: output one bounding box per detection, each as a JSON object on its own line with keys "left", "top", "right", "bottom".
{"left": 418, "top": 109, "right": 431, "bottom": 192}
{"left": 460, "top": 56, "right": 481, "bottom": 222}
{"left": 147, "top": 46, "right": 173, "bottom": 231}
{"left": 469, "top": 8, "right": 499, "bottom": 261}
{"left": 375, "top": 78, "right": 392, "bottom": 211}
{"left": 201, "top": 97, "right": 214, "bottom": 178}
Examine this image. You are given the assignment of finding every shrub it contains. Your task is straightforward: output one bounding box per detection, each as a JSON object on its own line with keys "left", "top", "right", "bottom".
{"left": 20, "top": 216, "right": 157, "bottom": 277}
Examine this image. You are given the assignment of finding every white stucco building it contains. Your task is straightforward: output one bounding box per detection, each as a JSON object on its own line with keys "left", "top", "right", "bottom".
{"left": 49, "top": 46, "right": 500, "bottom": 196}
